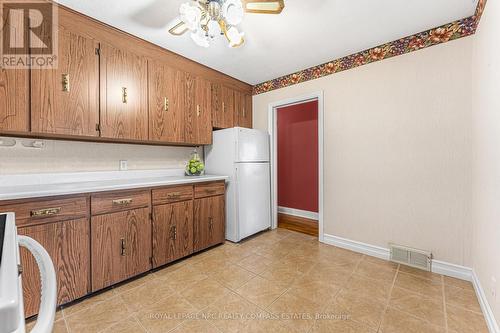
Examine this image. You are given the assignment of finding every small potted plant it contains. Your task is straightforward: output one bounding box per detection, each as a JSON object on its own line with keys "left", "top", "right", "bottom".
{"left": 185, "top": 150, "right": 205, "bottom": 176}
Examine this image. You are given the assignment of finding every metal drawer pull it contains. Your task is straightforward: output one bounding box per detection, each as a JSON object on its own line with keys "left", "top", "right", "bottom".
{"left": 112, "top": 198, "right": 133, "bottom": 206}
{"left": 31, "top": 207, "right": 62, "bottom": 217}
{"left": 167, "top": 192, "right": 181, "bottom": 199}
{"left": 208, "top": 217, "right": 213, "bottom": 230}
{"left": 222, "top": 102, "right": 225, "bottom": 113}
{"left": 205, "top": 189, "right": 217, "bottom": 194}
{"left": 120, "top": 238, "right": 126, "bottom": 256}
{"left": 197, "top": 105, "right": 201, "bottom": 117}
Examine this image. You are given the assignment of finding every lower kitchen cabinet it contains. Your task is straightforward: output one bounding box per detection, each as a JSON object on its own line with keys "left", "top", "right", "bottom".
{"left": 18, "top": 218, "right": 90, "bottom": 318}
{"left": 193, "top": 195, "right": 225, "bottom": 252}
{"left": 91, "top": 207, "right": 151, "bottom": 291}
{"left": 152, "top": 200, "right": 193, "bottom": 268}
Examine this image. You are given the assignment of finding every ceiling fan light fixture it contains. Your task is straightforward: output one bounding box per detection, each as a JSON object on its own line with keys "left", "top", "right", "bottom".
{"left": 244, "top": 0, "right": 284, "bottom": 14}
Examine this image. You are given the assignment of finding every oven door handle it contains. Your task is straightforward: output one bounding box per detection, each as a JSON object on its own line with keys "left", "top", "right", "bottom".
{"left": 18, "top": 235, "right": 57, "bottom": 333}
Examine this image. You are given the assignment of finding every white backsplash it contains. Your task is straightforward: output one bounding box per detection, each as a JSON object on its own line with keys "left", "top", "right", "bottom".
{"left": 0, "top": 137, "right": 202, "bottom": 175}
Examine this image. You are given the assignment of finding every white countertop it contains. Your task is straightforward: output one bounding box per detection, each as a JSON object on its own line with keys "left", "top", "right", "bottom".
{"left": 0, "top": 169, "right": 228, "bottom": 201}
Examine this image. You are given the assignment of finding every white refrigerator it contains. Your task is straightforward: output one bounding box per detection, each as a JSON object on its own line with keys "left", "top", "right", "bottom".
{"left": 205, "top": 127, "right": 271, "bottom": 242}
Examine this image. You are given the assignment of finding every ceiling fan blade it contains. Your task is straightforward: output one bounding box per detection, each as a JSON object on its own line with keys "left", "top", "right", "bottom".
{"left": 243, "top": 0, "right": 285, "bottom": 14}
{"left": 168, "top": 18, "right": 189, "bottom": 36}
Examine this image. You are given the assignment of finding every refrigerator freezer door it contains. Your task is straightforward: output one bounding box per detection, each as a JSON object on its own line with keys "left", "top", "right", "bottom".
{"left": 236, "top": 128, "right": 270, "bottom": 162}
{"left": 236, "top": 163, "right": 271, "bottom": 240}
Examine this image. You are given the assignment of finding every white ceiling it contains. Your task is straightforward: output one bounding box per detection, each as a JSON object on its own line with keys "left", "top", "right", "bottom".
{"left": 54, "top": 0, "right": 477, "bottom": 85}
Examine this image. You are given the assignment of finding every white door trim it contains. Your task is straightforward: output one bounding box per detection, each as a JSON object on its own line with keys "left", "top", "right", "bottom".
{"left": 267, "top": 91, "right": 325, "bottom": 242}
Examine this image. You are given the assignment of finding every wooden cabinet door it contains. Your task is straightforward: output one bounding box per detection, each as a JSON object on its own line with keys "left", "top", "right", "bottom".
{"left": 0, "top": 68, "right": 29, "bottom": 132}
{"left": 211, "top": 83, "right": 223, "bottom": 128}
{"left": 193, "top": 195, "right": 225, "bottom": 252}
{"left": 221, "top": 86, "right": 235, "bottom": 128}
{"left": 186, "top": 76, "right": 212, "bottom": 145}
{"left": 91, "top": 208, "right": 151, "bottom": 291}
{"left": 18, "top": 218, "right": 90, "bottom": 317}
{"left": 238, "top": 93, "right": 252, "bottom": 128}
{"left": 100, "top": 43, "right": 148, "bottom": 140}
{"left": 31, "top": 27, "right": 99, "bottom": 136}
{"left": 149, "top": 61, "right": 185, "bottom": 142}
{"left": 0, "top": 9, "right": 29, "bottom": 132}
{"left": 152, "top": 201, "right": 193, "bottom": 268}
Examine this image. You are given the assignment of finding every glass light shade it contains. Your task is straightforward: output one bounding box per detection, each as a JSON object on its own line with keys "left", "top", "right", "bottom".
{"left": 207, "top": 20, "right": 221, "bottom": 38}
{"left": 223, "top": 0, "right": 244, "bottom": 26}
{"left": 179, "top": 2, "right": 202, "bottom": 31}
{"left": 191, "top": 30, "right": 210, "bottom": 47}
{"left": 226, "top": 26, "right": 244, "bottom": 47}
{"left": 207, "top": 1, "right": 221, "bottom": 20}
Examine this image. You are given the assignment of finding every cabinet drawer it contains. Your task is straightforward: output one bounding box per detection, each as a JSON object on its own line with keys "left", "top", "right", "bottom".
{"left": 152, "top": 186, "right": 193, "bottom": 205}
{"left": 91, "top": 190, "right": 150, "bottom": 215}
{"left": 1, "top": 196, "right": 88, "bottom": 227}
{"left": 194, "top": 182, "right": 225, "bottom": 199}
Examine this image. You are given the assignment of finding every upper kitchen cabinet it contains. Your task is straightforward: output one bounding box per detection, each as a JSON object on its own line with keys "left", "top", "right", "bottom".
{"left": 185, "top": 75, "right": 212, "bottom": 145}
{"left": 0, "top": 68, "right": 29, "bottom": 132}
{"left": 211, "top": 83, "right": 234, "bottom": 129}
{"left": 238, "top": 93, "right": 253, "bottom": 129}
{"left": 0, "top": 4, "right": 29, "bottom": 133}
{"left": 99, "top": 43, "right": 148, "bottom": 141}
{"left": 31, "top": 27, "right": 99, "bottom": 136}
{"left": 149, "top": 61, "right": 185, "bottom": 143}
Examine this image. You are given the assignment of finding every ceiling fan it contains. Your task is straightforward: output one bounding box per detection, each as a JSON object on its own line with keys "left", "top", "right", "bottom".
{"left": 169, "top": 0, "right": 285, "bottom": 48}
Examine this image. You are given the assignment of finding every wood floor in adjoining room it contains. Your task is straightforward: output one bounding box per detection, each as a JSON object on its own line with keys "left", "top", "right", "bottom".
{"left": 27, "top": 228, "right": 488, "bottom": 333}
{"left": 278, "top": 213, "right": 319, "bottom": 236}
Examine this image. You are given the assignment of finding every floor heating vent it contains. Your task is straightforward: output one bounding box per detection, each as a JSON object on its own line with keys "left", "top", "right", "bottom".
{"left": 389, "top": 243, "right": 432, "bottom": 271}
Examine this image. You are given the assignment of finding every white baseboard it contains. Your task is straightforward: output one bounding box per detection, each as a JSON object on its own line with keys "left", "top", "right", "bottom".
{"left": 472, "top": 270, "right": 500, "bottom": 333}
{"left": 322, "top": 233, "right": 499, "bottom": 333}
{"left": 323, "top": 233, "right": 390, "bottom": 260}
{"left": 278, "top": 206, "right": 318, "bottom": 220}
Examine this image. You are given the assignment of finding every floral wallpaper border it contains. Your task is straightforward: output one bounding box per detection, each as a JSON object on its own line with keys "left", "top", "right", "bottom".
{"left": 253, "top": 0, "right": 488, "bottom": 95}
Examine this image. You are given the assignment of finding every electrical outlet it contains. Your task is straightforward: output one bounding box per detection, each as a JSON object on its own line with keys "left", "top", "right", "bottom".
{"left": 491, "top": 276, "right": 497, "bottom": 300}
{"left": 119, "top": 160, "right": 128, "bottom": 171}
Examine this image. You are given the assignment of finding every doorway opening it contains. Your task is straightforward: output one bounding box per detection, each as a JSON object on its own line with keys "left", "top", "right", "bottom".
{"left": 268, "top": 92, "right": 324, "bottom": 241}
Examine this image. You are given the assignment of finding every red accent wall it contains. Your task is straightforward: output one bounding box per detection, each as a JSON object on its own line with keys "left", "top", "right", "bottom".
{"left": 277, "top": 100, "right": 318, "bottom": 213}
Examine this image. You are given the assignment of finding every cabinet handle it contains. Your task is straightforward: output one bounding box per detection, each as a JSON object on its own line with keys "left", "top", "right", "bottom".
{"left": 112, "top": 198, "right": 133, "bottom": 206}
{"left": 222, "top": 102, "right": 225, "bottom": 113}
{"left": 30, "top": 207, "right": 62, "bottom": 217}
{"left": 62, "top": 74, "right": 70, "bottom": 92}
{"left": 196, "top": 105, "right": 201, "bottom": 117}
{"left": 242, "top": 107, "right": 245, "bottom": 118}
{"left": 205, "top": 189, "right": 217, "bottom": 194}
{"left": 120, "top": 238, "right": 126, "bottom": 256}
{"left": 164, "top": 97, "right": 169, "bottom": 112}
{"left": 167, "top": 192, "right": 181, "bottom": 199}
{"left": 170, "top": 226, "right": 177, "bottom": 240}
{"left": 122, "top": 87, "right": 128, "bottom": 104}
{"left": 208, "top": 217, "right": 213, "bottom": 230}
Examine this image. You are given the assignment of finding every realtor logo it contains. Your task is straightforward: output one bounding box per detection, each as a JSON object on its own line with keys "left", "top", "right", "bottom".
{"left": 1, "top": 0, "right": 58, "bottom": 68}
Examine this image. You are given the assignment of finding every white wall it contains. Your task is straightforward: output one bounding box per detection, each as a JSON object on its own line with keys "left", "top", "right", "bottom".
{"left": 472, "top": 0, "right": 500, "bottom": 324}
{"left": 0, "top": 138, "right": 197, "bottom": 174}
{"left": 253, "top": 37, "right": 474, "bottom": 266}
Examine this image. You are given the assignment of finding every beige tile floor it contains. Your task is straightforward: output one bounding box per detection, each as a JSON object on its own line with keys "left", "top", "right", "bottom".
{"left": 26, "top": 228, "right": 489, "bottom": 333}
